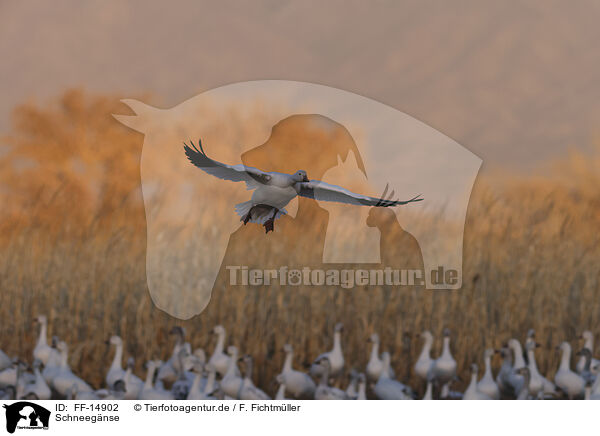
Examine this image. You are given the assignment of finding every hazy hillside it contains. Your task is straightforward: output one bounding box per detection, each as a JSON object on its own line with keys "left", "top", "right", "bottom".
{"left": 1, "top": 0, "right": 600, "bottom": 170}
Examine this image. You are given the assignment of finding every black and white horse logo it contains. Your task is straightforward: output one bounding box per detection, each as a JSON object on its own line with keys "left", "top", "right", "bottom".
{"left": 3, "top": 402, "right": 50, "bottom": 434}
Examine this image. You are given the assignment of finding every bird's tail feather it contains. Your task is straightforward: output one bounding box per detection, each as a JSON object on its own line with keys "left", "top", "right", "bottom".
{"left": 235, "top": 201, "right": 287, "bottom": 225}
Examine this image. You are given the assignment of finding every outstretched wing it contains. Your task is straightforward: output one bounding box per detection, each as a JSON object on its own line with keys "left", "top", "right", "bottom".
{"left": 298, "top": 180, "right": 423, "bottom": 207}
{"left": 183, "top": 139, "right": 271, "bottom": 187}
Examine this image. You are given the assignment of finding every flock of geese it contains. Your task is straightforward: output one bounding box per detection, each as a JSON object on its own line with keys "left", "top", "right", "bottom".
{"left": 1, "top": 317, "right": 599, "bottom": 400}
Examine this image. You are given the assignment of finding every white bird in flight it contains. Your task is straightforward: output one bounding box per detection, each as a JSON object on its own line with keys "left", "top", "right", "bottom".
{"left": 184, "top": 139, "right": 423, "bottom": 233}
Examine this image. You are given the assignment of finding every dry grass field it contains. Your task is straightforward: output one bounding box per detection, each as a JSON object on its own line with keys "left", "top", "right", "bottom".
{"left": 0, "top": 90, "right": 599, "bottom": 394}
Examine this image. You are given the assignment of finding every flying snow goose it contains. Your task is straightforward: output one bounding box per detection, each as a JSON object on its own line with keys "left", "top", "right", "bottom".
{"left": 554, "top": 342, "right": 585, "bottom": 399}
{"left": 184, "top": 139, "right": 423, "bottom": 233}
{"left": 576, "top": 331, "right": 599, "bottom": 374}
{"left": 373, "top": 352, "right": 413, "bottom": 400}
{"left": 477, "top": 349, "right": 500, "bottom": 399}
{"left": 430, "top": 328, "right": 456, "bottom": 387}
{"left": 414, "top": 331, "right": 434, "bottom": 382}
{"left": 366, "top": 333, "right": 395, "bottom": 382}
{"left": 310, "top": 323, "right": 345, "bottom": 379}
{"left": 279, "top": 344, "right": 315, "bottom": 399}
{"left": 463, "top": 364, "right": 492, "bottom": 400}
{"left": 238, "top": 355, "right": 271, "bottom": 400}
{"left": 314, "top": 358, "right": 349, "bottom": 400}
{"left": 33, "top": 315, "right": 58, "bottom": 366}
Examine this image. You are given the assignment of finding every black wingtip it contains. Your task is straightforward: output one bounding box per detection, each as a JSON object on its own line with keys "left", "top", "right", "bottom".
{"left": 182, "top": 139, "right": 206, "bottom": 156}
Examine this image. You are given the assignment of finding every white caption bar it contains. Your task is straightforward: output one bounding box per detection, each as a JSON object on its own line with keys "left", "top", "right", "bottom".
{"left": 0, "top": 400, "right": 594, "bottom": 436}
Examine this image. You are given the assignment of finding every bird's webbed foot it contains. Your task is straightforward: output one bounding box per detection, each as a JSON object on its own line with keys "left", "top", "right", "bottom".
{"left": 264, "top": 218, "right": 275, "bottom": 233}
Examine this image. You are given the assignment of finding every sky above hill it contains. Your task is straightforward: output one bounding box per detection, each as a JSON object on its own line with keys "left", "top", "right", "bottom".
{"left": 1, "top": 0, "right": 599, "bottom": 170}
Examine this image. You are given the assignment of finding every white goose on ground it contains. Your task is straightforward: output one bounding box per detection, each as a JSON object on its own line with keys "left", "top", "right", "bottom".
{"left": 576, "top": 331, "right": 599, "bottom": 375}
{"left": 33, "top": 315, "right": 58, "bottom": 366}
{"left": 477, "top": 349, "right": 500, "bottom": 399}
{"left": 525, "top": 329, "right": 556, "bottom": 397}
{"left": 106, "top": 335, "right": 126, "bottom": 388}
{"left": 102, "top": 380, "right": 126, "bottom": 400}
{"left": 345, "top": 370, "right": 359, "bottom": 399}
{"left": 0, "top": 385, "right": 15, "bottom": 400}
{"left": 589, "top": 367, "right": 600, "bottom": 400}
{"left": 0, "top": 348, "right": 12, "bottom": 372}
{"left": 139, "top": 360, "right": 173, "bottom": 400}
{"left": 554, "top": 342, "right": 585, "bottom": 399}
{"left": 0, "top": 360, "right": 16, "bottom": 388}
{"left": 157, "top": 327, "right": 190, "bottom": 384}
{"left": 356, "top": 373, "right": 367, "bottom": 400}
{"left": 123, "top": 357, "right": 143, "bottom": 399}
{"left": 514, "top": 367, "right": 531, "bottom": 400}
{"left": 525, "top": 330, "right": 556, "bottom": 395}
{"left": 310, "top": 323, "right": 345, "bottom": 379}
{"left": 495, "top": 346, "right": 513, "bottom": 397}
{"left": 506, "top": 338, "right": 526, "bottom": 395}
{"left": 430, "top": 328, "right": 457, "bottom": 389}
{"left": 422, "top": 379, "right": 433, "bottom": 400}
{"left": 524, "top": 340, "right": 545, "bottom": 397}
{"left": 463, "top": 364, "right": 492, "bottom": 400}
{"left": 220, "top": 346, "right": 243, "bottom": 399}
{"left": 187, "top": 357, "right": 211, "bottom": 400}
{"left": 22, "top": 359, "right": 51, "bottom": 400}
{"left": 366, "top": 333, "right": 395, "bottom": 382}
{"left": 42, "top": 336, "right": 61, "bottom": 388}
{"left": 414, "top": 330, "right": 434, "bottom": 382}
{"left": 171, "top": 348, "right": 194, "bottom": 400}
{"left": 279, "top": 344, "right": 315, "bottom": 399}
{"left": 314, "top": 358, "right": 349, "bottom": 400}
{"left": 238, "top": 355, "right": 271, "bottom": 400}
{"left": 208, "top": 325, "right": 238, "bottom": 377}
{"left": 69, "top": 383, "right": 102, "bottom": 400}
{"left": 52, "top": 341, "right": 93, "bottom": 397}
{"left": 373, "top": 352, "right": 413, "bottom": 400}
{"left": 15, "top": 361, "right": 35, "bottom": 399}
{"left": 201, "top": 364, "right": 219, "bottom": 400}
{"left": 575, "top": 348, "right": 596, "bottom": 386}
{"left": 275, "top": 374, "right": 288, "bottom": 400}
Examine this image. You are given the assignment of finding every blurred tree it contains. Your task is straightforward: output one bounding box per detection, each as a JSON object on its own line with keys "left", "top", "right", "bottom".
{"left": 0, "top": 89, "right": 145, "bottom": 239}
